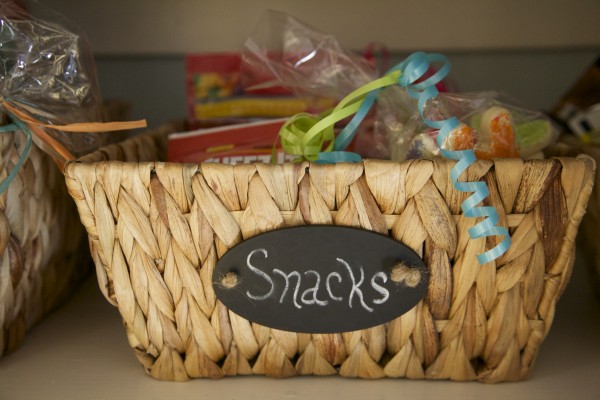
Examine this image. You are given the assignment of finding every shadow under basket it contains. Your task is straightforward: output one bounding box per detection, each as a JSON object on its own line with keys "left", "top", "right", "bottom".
{"left": 0, "top": 118, "right": 89, "bottom": 357}
{"left": 64, "top": 125, "right": 595, "bottom": 383}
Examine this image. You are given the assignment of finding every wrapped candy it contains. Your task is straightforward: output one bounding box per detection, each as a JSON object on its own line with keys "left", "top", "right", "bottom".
{"left": 1, "top": 1, "right": 106, "bottom": 158}
{"left": 275, "top": 52, "right": 512, "bottom": 264}
{"left": 240, "top": 10, "right": 385, "bottom": 158}
{"left": 395, "top": 91, "right": 558, "bottom": 161}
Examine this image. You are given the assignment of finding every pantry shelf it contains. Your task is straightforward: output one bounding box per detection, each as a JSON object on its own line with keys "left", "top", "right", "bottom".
{"left": 1, "top": 253, "right": 599, "bottom": 400}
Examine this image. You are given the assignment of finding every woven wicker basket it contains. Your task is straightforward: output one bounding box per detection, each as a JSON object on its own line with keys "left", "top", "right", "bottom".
{"left": 64, "top": 126, "right": 594, "bottom": 383}
{"left": 547, "top": 134, "right": 600, "bottom": 297}
{"left": 0, "top": 117, "right": 88, "bottom": 357}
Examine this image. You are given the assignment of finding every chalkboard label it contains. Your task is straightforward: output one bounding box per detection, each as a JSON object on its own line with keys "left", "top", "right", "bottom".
{"left": 212, "top": 225, "right": 428, "bottom": 334}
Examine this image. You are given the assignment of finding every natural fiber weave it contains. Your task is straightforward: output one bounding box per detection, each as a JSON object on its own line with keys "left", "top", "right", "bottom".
{"left": 65, "top": 127, "right": 595, "bottom": 383}
{"left": 547, "top": 134, "right": 600, "bottom": 298}
{"left": 0, "top": 117, "right": 88, "bottom": 357}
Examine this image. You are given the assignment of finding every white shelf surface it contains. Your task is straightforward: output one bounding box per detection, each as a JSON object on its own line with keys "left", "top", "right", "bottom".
{"left": 1, "top": 254, "right": 599, "bottom": 400}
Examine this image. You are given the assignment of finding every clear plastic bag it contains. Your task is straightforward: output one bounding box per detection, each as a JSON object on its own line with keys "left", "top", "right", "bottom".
{"left": 0, "top": 0, "right": 105, "bottom": 157}
{"left": 241, "top": 10, "right": 378, "bottom": 103}
{"left": 241, "top": 10, "right": 386, "bottom": 157}
{"left": 391, "top": 91, "right": 559, "bottom": 161}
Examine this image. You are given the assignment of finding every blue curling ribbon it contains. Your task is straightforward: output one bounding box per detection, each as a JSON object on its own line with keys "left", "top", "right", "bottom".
{"left": 338, "top": 52, "right": 511, "bottom": 264}
{"left": 334, "top": 90, "right": 378, "bottom": 152}
{"left": 317, "top": 150, "right": 362, "bottom": 163}
{"left": 0, "top": 115, "right": 32, "bottom": 195}
{"left": 400, "top": 52, "right": 511, "bottom": 264}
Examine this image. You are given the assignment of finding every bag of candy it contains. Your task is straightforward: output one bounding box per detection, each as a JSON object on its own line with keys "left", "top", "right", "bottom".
{"left": 240, "top": 10, "right": 391, "bottom": 158}
{"left": 391, "top": 91, "right": 560, "bottom": 161}
{"left": 1, "top": 0, "right": 108, "bottom": 160}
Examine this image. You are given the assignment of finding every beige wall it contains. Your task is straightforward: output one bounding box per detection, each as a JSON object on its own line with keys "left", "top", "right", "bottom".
{"left": 34, "top": 0, "right": 600, "bottom": 54}
{"left": 26, "top": 1, "right": 600, "bottom": 128}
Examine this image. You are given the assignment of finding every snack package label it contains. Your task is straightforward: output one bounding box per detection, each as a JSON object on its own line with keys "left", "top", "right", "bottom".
{"left": 168, "top": 118, "right": 291, "bottom": 164}
{"left": 185, "top": 53, "right": 323, "bottom": 124}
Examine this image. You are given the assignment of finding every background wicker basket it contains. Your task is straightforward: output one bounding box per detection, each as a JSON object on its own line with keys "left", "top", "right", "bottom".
{"left": 547, "top": 134, "right": 600, "bottom": 298}
{"left": 64, "top": 126, "right": 594, "bottom": 383}
{"left": 0, "top": 116, "right": 88, "bottom": 357}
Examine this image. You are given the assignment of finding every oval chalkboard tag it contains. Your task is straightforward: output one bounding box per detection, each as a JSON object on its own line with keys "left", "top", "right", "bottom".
{"left": 212, "top": 225, "right": 428, "bottom": 334}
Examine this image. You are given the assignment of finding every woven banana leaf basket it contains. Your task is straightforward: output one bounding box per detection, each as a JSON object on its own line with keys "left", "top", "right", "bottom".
{"left": 0, "top": 116, "right": 88, "bottom": 357}
{"left": 547, "top": 134, "right": 600, "bottom": 297}
{"left": 64, "top": 126, "right": 594, "bottom": 383}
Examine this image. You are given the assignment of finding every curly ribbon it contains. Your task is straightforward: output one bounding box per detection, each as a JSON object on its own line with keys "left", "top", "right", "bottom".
{"left": 279, "top": 72, "right": 400, "bottom": 162}
{"left": 398, "top": 53, "right": 511, "bottom": 264}
{"left": 0, "top": 97, "right": 147, "bottom": 194}
{"left": 279, "top": 51, "right": 511, "bottom": 264}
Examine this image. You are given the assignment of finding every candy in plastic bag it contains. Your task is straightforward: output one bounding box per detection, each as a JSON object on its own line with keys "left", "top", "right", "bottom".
{"left": 241, "top": 10, "right": 386, "bottom": 157}
{"left": 394, "top": 91, "right": 559, "bottom": 161}
{"left": 0, "top": 0, "right": 105, "bottom": 158}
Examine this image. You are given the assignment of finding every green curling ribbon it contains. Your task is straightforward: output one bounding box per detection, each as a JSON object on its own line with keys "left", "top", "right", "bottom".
{"left": 279, "top": 72, "right": 400, "bottom": 162}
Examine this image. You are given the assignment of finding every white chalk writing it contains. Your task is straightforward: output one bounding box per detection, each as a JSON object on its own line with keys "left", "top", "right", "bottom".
{"left": 245, "top": 249, "right": 274, "bottom": 301}
{"left": 244, "top": 248, "right": 391, "bottom": 312}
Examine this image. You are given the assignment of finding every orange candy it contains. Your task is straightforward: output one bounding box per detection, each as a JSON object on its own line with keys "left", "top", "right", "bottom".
{"left": 447, "top": 123, "right": 476, "bottom": 151}
{"left": 445, "top": 107, "right": 520, "bottom": 159}
{"left": 475, "top": 106, "right": 520, "bottom": 159}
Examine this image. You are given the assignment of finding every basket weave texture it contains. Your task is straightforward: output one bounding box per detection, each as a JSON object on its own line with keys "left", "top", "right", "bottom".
{"left": 65, "top": 127, "right": 594, "bottom": 383}
{"left": 548, "top": 134, "right": 600, "bottom": 297}
{"left": 0, "top": 119, "right": 88, "bottom": 357}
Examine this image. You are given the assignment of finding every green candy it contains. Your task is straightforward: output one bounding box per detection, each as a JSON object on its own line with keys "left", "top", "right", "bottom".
{"left": 515, "top": 119, "right": 555, "bottom": 157}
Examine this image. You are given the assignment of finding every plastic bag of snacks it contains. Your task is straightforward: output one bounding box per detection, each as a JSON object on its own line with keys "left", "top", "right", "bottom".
{"left": 391, "top": 91, "right": 559, "bottom": 161}
{"left": 240, "top": 10, "right": 456, "bottom": 160}
{"left": 239, "top": 10, "right": 389, "bottom": 158}
{"left": 0, "top": 0, "right": 113, "bottom": 161}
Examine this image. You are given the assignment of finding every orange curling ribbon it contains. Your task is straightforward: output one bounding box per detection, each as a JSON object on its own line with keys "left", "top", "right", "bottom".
{"left": 1, "top": 98, "right": 147, "bottom": 171}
